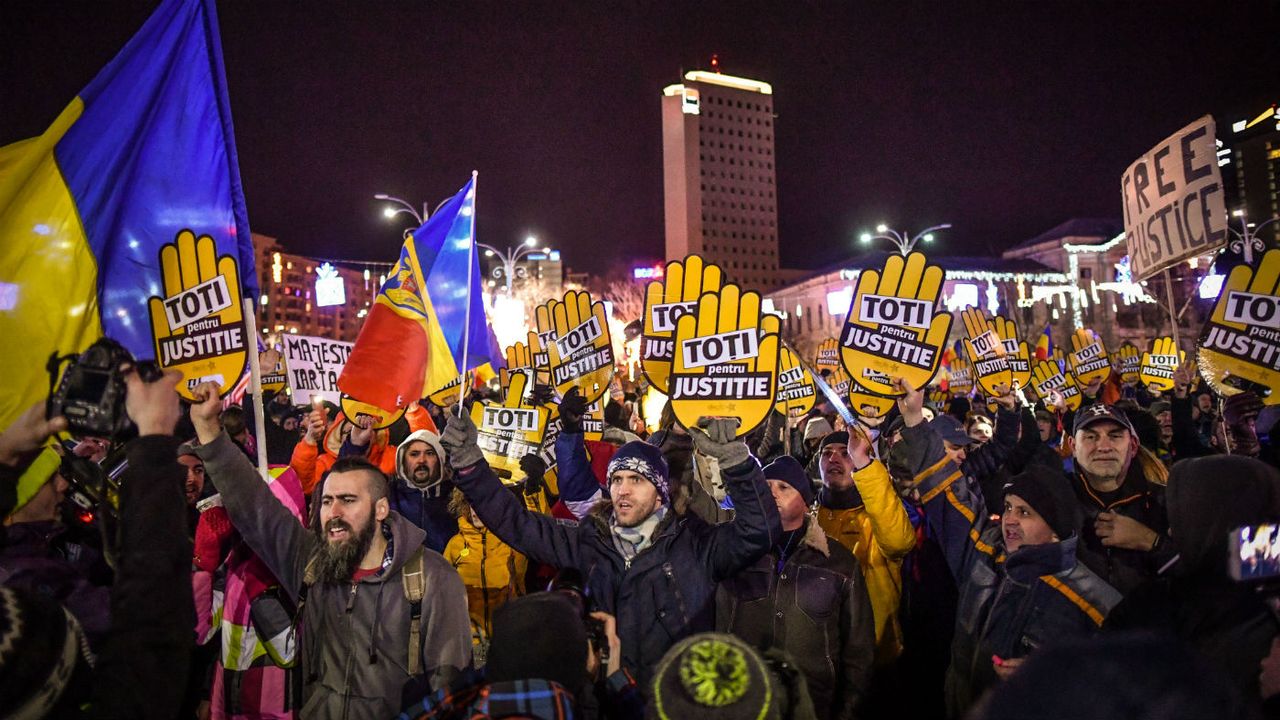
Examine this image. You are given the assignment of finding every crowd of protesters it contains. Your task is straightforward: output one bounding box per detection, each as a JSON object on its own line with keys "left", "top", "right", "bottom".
{"left": 1, "top": 346, "right": 1279, "bottom": 720}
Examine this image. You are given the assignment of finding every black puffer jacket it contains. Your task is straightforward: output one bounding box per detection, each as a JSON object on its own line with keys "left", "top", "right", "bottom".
{"left": 1106, "top": 456, "right": 1280, "bottom": 710}
{"left": 453, "top": 454, "right": 780, "bottom": 690}
{"left": 717, "top": 518, "right": 875, "bottom": 720}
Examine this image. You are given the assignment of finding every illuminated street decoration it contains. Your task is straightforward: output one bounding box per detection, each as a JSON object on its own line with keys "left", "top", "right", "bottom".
{"left": 314, "top": 262, "right": 345, "bottom": 307}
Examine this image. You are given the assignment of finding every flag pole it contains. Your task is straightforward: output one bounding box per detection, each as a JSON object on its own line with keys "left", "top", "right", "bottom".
{"left": 242, "top": 297, "right": 270, "bottom": 481}
{"left": 457, "top": 170, "right": 479, "bottom": 417}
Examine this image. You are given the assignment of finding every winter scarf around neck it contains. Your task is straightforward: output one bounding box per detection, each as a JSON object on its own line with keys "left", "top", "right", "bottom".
{"left": 610, "top": 505, "right": 669, "bottom": 562}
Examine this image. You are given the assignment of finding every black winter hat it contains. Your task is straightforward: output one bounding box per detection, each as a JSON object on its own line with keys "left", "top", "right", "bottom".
{"left": 487, "top": 592, "right": 588, "bottom": 697}
{"left": 818, "top": 431, "right": 849, "bottom": 449}
{"left": 763, "top": 456, "right": 814, "bottom": 506}
{"left": 1002, "top": 466, "right": 1081, "bottom": 542}
{"left": 0, "top": 586, "right": 94, "bottom": 717}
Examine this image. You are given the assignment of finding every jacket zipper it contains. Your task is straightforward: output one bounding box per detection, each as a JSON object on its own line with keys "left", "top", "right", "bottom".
{"left": 342, "top": 581, "right": 358, "bottom": 720}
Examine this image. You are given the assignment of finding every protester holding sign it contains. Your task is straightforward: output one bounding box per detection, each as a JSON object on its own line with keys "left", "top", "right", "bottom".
{"left": 441, "top": 406, "right": 780, "bottom": 689}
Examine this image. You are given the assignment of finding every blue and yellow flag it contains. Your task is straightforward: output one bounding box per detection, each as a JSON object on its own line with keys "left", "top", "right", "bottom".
{"left": 0, "top": 0, "right": 256, "bottom": 429}
{"left": 339, "top": 176, "right": 503, "bottom": 412}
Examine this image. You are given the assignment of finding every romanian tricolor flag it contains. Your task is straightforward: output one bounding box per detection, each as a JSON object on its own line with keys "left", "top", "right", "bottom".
{"left": 339, "top": 176, "right": 503, "bottom": 412}
{"left": 0, "top": 0, "right": 256, "bottom": 430}
{"left": 1034, "top": 324, "right": 1054, "bottom": 361}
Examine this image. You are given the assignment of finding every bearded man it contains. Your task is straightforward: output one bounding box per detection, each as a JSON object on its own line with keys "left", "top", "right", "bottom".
{"left": 391, "top": 431, "right": 458, "bottom": 552}
{"left": 188, "top": 383, "right": 470, "bottom": 720}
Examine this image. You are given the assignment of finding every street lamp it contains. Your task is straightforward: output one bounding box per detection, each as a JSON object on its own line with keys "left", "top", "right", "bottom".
{"left": 858, "top": 223, "right": 951, "bottom": 256}
{"left": 477, "top": 236, "right": 544, "bottom": 293}
{"left": 375, "top": 193, "right": 452, "bottom": 238}
{"left": 1228, "top": 208, "right": 1278, "bottom": 266}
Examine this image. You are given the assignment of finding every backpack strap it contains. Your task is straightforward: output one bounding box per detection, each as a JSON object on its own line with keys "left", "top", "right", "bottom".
{"left": 402, "top": 546, "right": 427, "bottom": 676}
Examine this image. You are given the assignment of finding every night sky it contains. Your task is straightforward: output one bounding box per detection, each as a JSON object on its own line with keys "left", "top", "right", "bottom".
{"left": 2, "top": 1, "right": 1277, "bottom": 278}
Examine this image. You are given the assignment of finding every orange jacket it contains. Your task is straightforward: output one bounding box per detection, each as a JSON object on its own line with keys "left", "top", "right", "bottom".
{"left": 291, "top": 409, "right": 429, "bottom": 495}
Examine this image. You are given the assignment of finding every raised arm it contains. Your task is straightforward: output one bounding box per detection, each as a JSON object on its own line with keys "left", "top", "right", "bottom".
{"left": 442, "top": 410, "right": 584, "bottom": 570}
{"left": 687, "top": 418, "right": 781, "bottom": 581}
{"left": 190, "top": 383, "right": 315, "bottom": 600}
{"left": 848, "top": 427, "right": 915, "bottom": 559}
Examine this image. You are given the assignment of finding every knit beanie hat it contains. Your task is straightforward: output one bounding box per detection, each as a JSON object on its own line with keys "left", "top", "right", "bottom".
{"left": 9, "top": 447, "right": 61, "bottom": 519}
{"left": 763, "top": 456, "right": 813, "bottom": 506}
{"left": 606, "top": 441, "right": 670, "bottom": 503}
{"left": 803, "top": 417, "right": 833, "bottom": 442}
{"left": 650, "top": 632, "right": 781, "bottom": 719}
{"left": 818, "top": 431, "right": 849, "bottom": 450}
{"left": 0, "top": 586, "right": 94, "bottom": 717}
{"left": 487, "top": 592, "right": 588, "bottom": 698}
{"left": 1002, "top": 466, "right": 1081, "bottom": 541}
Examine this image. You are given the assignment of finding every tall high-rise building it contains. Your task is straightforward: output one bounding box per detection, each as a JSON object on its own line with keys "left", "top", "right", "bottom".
{"left": 661, "top": 70, "right": 784, "bottom": 288}
{"left": 1221, "top": 102, "right": 1280, "bottom": 251}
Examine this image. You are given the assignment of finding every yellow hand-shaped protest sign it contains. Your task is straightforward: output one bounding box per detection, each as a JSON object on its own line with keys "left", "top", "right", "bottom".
{"left": 928, "top": 388, "right": 949, "bottom": 407}
{"left": 425, "top": 371, "right": 472, "bottom": 408}
{"left": 147, "top": 230, "right": 248, "bottom": 401}
{"left": 471, "top": 371, "right": 550, "bottom": 483}
{"left": 948, "top": 357, "right": 974, "bottom": 396}
{"left": 340, "top": 394, "right": 406, "bottom": 430}
{"left": 850, "top": 381, "right": 895, "bottom": 419}
{"left": 961, "top": 308, "right": 1012, "bottom": 396}
{"left": 1067, "top": 328, "right": 1112, "bottom": 387}
{"left": 501, "top": 340, "right": 536, "bottom": 403}
{"left": 1139, "top": 336, "right": 1184, "bottom": 392}
{"left": 839, "top": 252, "right": 951, "bottom": 396}
{"left": 534, "top": 300, "right": 559, "bottom": 382}
{"left": 1032, "top": 359, "right": 1082, "bottom": 412}
{"left": 1116, "top": 343, "right": 1142, "bottom": 385}
{"left": 815, "top": 337, "right": 841, "bottom": 375}
{"left": 641, "top": 255, "right": 722, "bottom": 394}
{"left": 670, "top": 284, "right": 780, "bottom": 437}
{"left": 993, "top": 315, "right": 1031, "bottom": 392}
{"left": 1197, "top": 248, "right": 1280, "bottom": 404}
{"left": 774, "top": 346, "right": 817, "bottom": 418}
{"left": 546, "top": 290, "right": 615, "bottom": 405}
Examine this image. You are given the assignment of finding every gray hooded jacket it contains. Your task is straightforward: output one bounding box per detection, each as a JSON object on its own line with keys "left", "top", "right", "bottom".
{"left": 196, "top": 432, "right": 471, "bottom": 720}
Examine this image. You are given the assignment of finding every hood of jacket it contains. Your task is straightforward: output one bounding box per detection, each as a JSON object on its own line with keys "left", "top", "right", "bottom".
{"left": 1166, "top": 456, "right": 1280, "bottom": 579}
{"left": 396, "top": 429, "right": 447, "bottom": 490}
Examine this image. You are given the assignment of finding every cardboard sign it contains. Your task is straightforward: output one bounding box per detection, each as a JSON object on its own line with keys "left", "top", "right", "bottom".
{"left": 961, "top": 308, "right": 1012, "bottom": 396}
{"left": 501, "top": 339, "right": 537, "bottom": 404}
{"left": 994, "top": 315, "right": 1033, "bottom": 392}
{"left": 533, "top": 300, "right": 559, "bottom": 378}
{"left": 546, "top": 290, "right": 615, "bottom": 404}
{"left": 641, "top": 255, "right": 723, "bottom": 395}
{"left": 774, "top": 347, "right": 817, "bottom": 418}
{"left": 1067, "top": 329, "right": 1112, "bottom": 387}
{"left": 670, "top": 284, "right": 780, "bottom": 437}
{"left": 1122, "top": 115, "right": 1229, "bottom": 280}
{"left": 948, "top": 357, "right": 974, "bottom": 397}
{"left": 815, "top": 337, "right": 841, "bottom": 376}
{"left": 1032, "top": 359, "right": 1082, "bottom": 412}
{"left": 840, "top": 252, "right": 951, "bottom": 396}
{"left": 340, "top": 394, "right": 406, "bottom": 430}
{"left": 849, "top": 379, "right": 895, "bottom": 420}
{"left": 472, "top": 373, "right": 549, "bottom": 483}
{"left": 1116, "top": 343, "right": 1142, "bottom": 385}
{"left": 425, "top": 371, "right": 472, "bottom": 409}
{"left": 146, "top": 231, "right": 249, "bottom": 400}
{"left": 1197, "top": 248, "right": 1280, "bottom": 404}
{"left": 1139, "top": 336, "right": 1184, "bottom": 391}
{"left": 280, "top": 334, "right": 353, "bottom": 407}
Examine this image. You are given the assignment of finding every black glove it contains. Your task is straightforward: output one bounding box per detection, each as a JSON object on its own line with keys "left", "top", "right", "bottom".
{"left": 559, "top": 388, "right": 588, "bottom": 433}
{"left": 519, "top": 453, "right": 547, "bottom": 495}
{"left": 529, "top": 383, "right": 556, "bottom": 407}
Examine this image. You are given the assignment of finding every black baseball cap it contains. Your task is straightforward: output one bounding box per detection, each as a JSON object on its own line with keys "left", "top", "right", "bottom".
{"left": 1072, "top": 404, "right": 1136, "bottom": 435}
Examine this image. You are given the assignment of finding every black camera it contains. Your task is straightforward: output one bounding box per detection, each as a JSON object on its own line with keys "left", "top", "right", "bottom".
{"left": 47, "top": 337, "right": 161, "bottom": 437}
{"left": 548, "top": 568, "right": 608, "bottom": 663}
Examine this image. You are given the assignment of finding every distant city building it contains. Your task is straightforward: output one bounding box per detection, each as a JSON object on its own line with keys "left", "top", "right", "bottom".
{"left": 661, "top": 69, "right": 791, "bottom": 289}
{"left": 251, "top": 232, "right": 378, "bottom": 343}
{"left": 765, "top": 251, "right": 1068, "bottom": 361}
{"left": 766, "top": 217, "right": 1214, "bottom": 361}
{"left": 1220, "top": 102, "right": 1280, "bottom": 250}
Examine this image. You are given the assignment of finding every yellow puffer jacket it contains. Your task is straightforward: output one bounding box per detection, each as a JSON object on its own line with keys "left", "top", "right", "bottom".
{"left": 444, "top": 516, "right": 527, "bottom": 640}
{"left": 816, "top": 459, "right": 916, "bottom": 664}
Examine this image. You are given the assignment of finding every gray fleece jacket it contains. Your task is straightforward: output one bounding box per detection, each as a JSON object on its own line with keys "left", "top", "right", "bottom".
{"left": 195, "top": 432, "right": 471, "bottom": 720}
